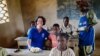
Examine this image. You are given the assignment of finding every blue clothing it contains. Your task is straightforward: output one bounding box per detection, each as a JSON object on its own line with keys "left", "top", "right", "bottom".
{"left": 27, "top": 26, "right": 35, "bottom": 35}
{"left": 27, "top": 27, "right": 49, "bottom": 49}
{"left": 78, "top": 15, "right": 94, "bottom": 46}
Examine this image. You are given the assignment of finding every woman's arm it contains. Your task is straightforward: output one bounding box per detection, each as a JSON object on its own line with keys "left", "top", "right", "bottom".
{"left": 27, "top": 39, "right": 31, "bottom": 49}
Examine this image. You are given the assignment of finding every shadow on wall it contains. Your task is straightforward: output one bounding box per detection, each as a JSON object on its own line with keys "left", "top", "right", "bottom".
{"left": 0, "top": 30, "right": 25, "bottom": 48}
{"left": 0, "top": 36, "right": 17, "bottom": 48}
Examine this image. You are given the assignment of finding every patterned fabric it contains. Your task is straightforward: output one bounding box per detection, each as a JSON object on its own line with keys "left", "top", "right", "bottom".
{"left": 79, "top": 45, "right": 93, "bottom": 56}
{"left": 87, "top": 9, "right": 97, "bottom": 25}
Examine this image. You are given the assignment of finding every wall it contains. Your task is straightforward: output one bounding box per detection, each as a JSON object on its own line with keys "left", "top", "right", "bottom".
{"left": 0, "top": 0, "right": 25, "bottom": 47}
{"left": 21, "top": 0, "right": 100, "bottom": 39}
{"left": 0, "top": 0, "right": 100, "bottom": 47}
{"left": 21, "top": 0, "right": 58, "bottom": 32}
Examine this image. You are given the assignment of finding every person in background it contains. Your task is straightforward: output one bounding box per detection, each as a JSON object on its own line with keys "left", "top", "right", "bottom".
{"left": 27, "top": 16, "right": 49, "bottom": 50}
{"left": 30, "top": 20, "right": 35, "bottom": 27}
{"left": 49, "top": 23, "right": 60, "bottom": 48}
{"left": 61, "top": 16, "right": 76, "bottom": 50}
{"left": 49, "top": 33, "right": 75, "bottom": 56}
{"left": 77, "top": 0, "right": 96, "bottom": 56}
{"left": 27, "top": 20, "right": 35, "bottom": 35}
{"left": 61, "top": 16, "right": 73, "bottom": 34}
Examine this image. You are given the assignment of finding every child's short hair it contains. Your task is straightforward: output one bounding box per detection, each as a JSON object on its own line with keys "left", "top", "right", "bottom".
{"left": 53, "top": 23, "right": 59, "bottom": 27}
{"left": 57, "top": 33, "right": 69, "bottom": 40}
{"left": 63, "top": 16, "right": 69, "bottom": 20}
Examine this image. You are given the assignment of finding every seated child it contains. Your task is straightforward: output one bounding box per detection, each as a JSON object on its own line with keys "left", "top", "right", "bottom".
{"left": 49, "top": 23, "right": 60, "bottom": 48}
{"left": 49, "top": 33, "right": 75, "bottom": 56}
{"left": 61, "top": 16, "right": 77, "bottom": 50}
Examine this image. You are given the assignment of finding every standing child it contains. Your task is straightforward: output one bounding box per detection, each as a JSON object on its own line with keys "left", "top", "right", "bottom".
{"left": 49, "top": 33, "right": 75, "bottom": 56}
{"left": 76, "top": 0, "right": 96, "bottom": 56}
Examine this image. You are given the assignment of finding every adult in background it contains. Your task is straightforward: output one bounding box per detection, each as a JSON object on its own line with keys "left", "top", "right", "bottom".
{"left": 27, "top": 16, "right": 49, "bottom": 51}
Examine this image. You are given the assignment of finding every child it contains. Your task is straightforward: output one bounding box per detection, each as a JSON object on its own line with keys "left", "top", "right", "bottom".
{"left": 49, "top": 33, "right": 75, "bottom": 56}
{"left": 77, "top": 1, "right": 95, "bottom": 56}
{"left": 61, "top": 16, "right": 77, "bottom": 50}
{"left": 49, "top": 23, "right": 60, "bottom": 48}
{"left": 61, "top": 16, "right": 73, "bottom": 34}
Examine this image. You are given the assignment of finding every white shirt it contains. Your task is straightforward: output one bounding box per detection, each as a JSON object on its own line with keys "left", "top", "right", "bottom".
{"left": 49, "top": 47, "right": 75, "bottom": 56}
{"left": 61, "top": 24, "right": 73, "bottom": 33}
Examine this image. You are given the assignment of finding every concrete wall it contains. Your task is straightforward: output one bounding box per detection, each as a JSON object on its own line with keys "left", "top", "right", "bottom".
{"left": 0, "top": 0, "right": 100, "bottom": 47}
{"left": 21, "top": 0, "right": 100, "bottom": 39}
{"left": 0, "top": 0, "right": 25, "bottom": 47}
{"left": 20, "top": 0, "right": 58, "bottom": 32}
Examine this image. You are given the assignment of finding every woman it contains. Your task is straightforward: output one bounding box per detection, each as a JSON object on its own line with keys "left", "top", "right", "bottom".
{"left": 27, "top": 16, "right": 49, "bottom": 50}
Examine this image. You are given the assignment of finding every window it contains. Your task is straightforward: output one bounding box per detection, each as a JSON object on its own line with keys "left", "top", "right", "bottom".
{"left": 0, "top": 0, "right": 9, "bottom": 24}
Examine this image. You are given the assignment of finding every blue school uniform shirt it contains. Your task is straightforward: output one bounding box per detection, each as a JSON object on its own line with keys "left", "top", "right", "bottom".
{"left": 78, "top": 15, "right": 94, "bottom": 46}
{"left": 27, "top": 27, "right": 49, "bottom": 49}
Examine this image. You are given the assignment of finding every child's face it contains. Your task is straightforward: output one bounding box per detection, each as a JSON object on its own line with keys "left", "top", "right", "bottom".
{"left": 57, "top": 36, "right": 68, "bottom": 49}
{"left": 64, "top": 19, "right": 69, "bottom": 27}
{"left": 52, "top": 26, "right": 60, "bottom": 33}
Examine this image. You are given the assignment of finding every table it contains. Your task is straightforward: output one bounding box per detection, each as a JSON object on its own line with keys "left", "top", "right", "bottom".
{"left": 15, "top": 37, "right": 27, "bottom": 46}
{"left": 6, "top": 48, "right": 50, "bottom": 56}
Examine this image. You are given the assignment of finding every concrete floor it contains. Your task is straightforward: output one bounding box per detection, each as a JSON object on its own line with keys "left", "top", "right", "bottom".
{"left": 73, "top": 39, "right": 100, "bottom": 56}
{"left": 94, "top": 40, "right": 100, "bottom": 56}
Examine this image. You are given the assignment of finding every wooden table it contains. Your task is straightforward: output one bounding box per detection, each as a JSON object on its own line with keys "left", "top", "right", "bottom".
{"left": 6, "top": 48, "right": 50, "bottom": 56}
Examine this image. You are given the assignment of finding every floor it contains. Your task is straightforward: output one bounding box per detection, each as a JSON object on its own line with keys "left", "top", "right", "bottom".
{"left": 94, "top": 39, "right": 100, "bottom": 56}
{"left": 73, "top": 38, "right": 100, "bottom": 56}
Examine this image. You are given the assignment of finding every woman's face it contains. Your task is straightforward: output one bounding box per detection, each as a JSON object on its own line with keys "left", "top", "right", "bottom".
{"left": 57, "top": 36, "right": 68, "bottom": 49}
{"left": 36, "top": 18, "right": 43, "bottom": 27}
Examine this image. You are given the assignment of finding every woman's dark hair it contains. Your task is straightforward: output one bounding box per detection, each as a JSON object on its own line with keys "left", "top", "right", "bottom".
{"left": 35, "top": 16, "right": 46, "bottom": 25}
{"left": 53, "top": 23, "right": 59, "bottom": 27}
{"left": 63, "top": 16, "right": 69, "bottom": 20}
{"left": 57, "top": 33, "right": 69, "bottom": 40}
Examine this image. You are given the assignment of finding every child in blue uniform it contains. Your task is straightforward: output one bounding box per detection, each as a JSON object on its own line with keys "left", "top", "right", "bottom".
{"left": 78, "top": 8, "right": 95, "bottom": 56}
{"left": 77, "top": 1, "right": 96, "bottom": 56}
